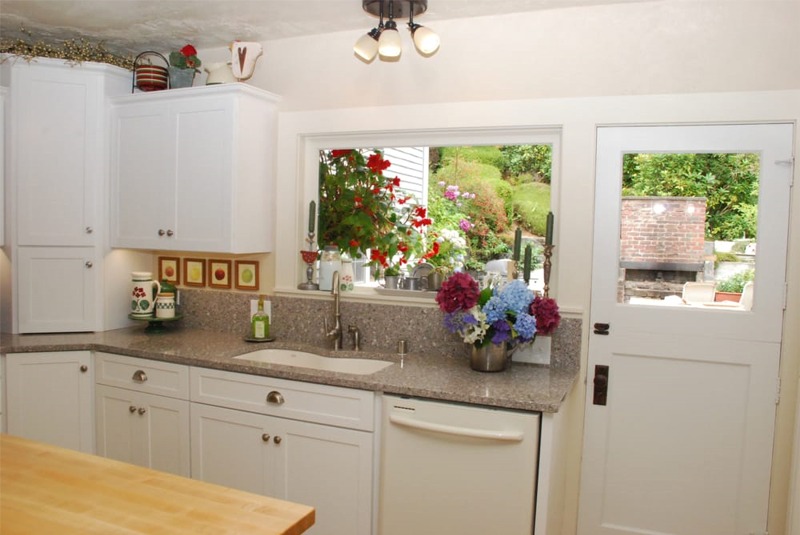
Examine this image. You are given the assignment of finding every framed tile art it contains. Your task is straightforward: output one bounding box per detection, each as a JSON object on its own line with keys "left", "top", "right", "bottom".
{"left": 208, "top": 259, "right": 232, "bottom": 289}
{"left": 158, "top": 256, "right": 180, "bottom": 284}
{"left": 235, "top": 260, "right": 259, "bottom": 290}
{"left": 183, "top": 258, "right": 206, "bottom": 287}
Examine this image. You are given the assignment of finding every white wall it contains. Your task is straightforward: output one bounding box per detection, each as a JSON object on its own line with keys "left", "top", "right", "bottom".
{"left": 199, "top": 1, "right": 800, "bottom": 533}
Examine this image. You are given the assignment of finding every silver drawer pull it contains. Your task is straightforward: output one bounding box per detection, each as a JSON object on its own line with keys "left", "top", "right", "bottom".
{"left": 266, "top": 391, "right": 284, "bottom": 405}
{"left": 132, "top": 370, "right": 148, "bottom": 383}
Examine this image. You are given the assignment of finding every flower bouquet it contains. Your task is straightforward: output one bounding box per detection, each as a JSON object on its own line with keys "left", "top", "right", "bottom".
{"left": 436, "top": 272, "right": 537, "bottom": 350}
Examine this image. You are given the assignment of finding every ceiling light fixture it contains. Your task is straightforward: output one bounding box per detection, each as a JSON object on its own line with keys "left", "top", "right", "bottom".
{"left": 355, "top": 0, "right": 439, "bottom": 62}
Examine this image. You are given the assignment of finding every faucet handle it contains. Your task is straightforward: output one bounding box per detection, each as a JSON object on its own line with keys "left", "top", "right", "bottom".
{"left": 348, "top": 325, "right": 361, "bottom": 351}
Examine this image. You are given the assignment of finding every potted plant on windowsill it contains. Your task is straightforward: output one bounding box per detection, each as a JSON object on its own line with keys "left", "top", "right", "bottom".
{"left": 318, "top": 149, "right": 431, "bottom": 284}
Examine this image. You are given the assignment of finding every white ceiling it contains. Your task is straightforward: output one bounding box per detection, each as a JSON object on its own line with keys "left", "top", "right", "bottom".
{"left": 1, "top": 0, "right": 648, "bottom": 58}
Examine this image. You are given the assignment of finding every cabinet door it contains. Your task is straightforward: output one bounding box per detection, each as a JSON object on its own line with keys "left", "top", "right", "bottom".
{"left": 5, "top": 351, "right": 93, "bottom": 453}
{"left": 16, "top": 246, "right": 97, "bottom": 333}
{"left": 276, "top": 418, "right": 374, "bottom": 535}
{"left": 14, "top": 65, "right": 100, "bottom": 246}
{"left": 109, "top": 101, "right": 175, "bottom": 249}
{"left": 96, "top": 385, "right": 190, "bottom": 477}
{"left": 171, "top": 98, "right": 233, "bottom": 251}
{"left": 190, "top": 403, "right": 274, "bottom": 495}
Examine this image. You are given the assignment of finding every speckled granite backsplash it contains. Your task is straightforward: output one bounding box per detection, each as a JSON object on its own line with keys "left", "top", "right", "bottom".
{"left": 178, "top": 289, "right": 581, "bottom": 370}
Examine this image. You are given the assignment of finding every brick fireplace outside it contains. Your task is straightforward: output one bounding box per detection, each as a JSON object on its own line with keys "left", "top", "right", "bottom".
{"left": 619, "top": 196, "right": 708, "bottom": 301}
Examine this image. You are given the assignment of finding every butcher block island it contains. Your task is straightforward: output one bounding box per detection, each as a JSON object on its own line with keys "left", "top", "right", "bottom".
{"left": 0, "top": 434, "right": 315, "bottom": 535}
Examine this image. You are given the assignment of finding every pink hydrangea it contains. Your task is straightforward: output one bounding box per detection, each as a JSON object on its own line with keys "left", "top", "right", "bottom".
{"left": 530, "top": 296, "right": 561, "bottom": 335}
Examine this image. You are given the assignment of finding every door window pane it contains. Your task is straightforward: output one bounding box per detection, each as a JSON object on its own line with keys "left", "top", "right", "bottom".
{"left": 619, "top": 153, "right": 758, "bottom": 311}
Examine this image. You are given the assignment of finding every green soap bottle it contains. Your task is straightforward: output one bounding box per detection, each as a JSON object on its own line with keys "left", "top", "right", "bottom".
{"left": 251, "top": 295, "right": 270, "bottom": 340}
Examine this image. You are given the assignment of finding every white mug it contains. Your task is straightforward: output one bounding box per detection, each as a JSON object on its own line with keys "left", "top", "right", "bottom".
{"left": 130, "top": 272, "right": 161, "bottom": 317}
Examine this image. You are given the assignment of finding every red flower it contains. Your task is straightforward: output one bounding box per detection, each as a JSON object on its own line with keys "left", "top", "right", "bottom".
{"left": 331, "top": 149, "right": 352, "bottom": 158}
{"left": 367, "top": 153, "right": 391, "bottom": 174}
{"left": 435, "top": 273, "right": 480, "bottom": 314}
{"left": 180, "top": 44, "right": 198, "bottom": 57}
{"left": 530, "top": 296, "right": 561, "bottom": 335}
{"left": 349, "top": 239, "right": 360, "bottom": 248}
{"left": 423, "top": 241, "right": 440, "bottom": 259}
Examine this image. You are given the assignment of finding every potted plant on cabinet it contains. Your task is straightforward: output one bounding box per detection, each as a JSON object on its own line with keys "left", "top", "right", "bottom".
{"left": 168, "top": 44, "right": 202, "bottom": 88}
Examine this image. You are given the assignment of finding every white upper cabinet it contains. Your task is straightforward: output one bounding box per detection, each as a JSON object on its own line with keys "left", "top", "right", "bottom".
{"left": 109, "top": 84, "right": 279, "bottom": 253}
{"left": 11, "top": 62, "right": 124, "bottom": 246}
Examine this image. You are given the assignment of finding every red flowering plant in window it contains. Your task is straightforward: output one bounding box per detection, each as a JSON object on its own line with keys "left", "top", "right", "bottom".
{"left": 318, "top": 149, "right": 430, "bottom": 275}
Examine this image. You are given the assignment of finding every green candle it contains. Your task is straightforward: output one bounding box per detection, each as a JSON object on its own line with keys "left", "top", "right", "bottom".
{"left": 308, "top": 200, "right": 316, "bottom": 234}
{"left": 523, "top": 244, "right": 532, "bottom": 283}
{"left": 513, "top": 227, "right": 522, "bottom": 261}
{"left": 545, "top": 212, "right": 554, "bottom": 246}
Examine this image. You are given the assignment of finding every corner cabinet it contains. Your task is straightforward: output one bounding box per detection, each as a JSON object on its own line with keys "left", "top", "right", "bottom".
{"left": 4, "top": 351, "right": 94, "bottom": 453}
{"left": 2, "top": 58, "right": 130, "bottom": 333}
{"left": 109, "top": 84, "right": 279, "bottom": 253}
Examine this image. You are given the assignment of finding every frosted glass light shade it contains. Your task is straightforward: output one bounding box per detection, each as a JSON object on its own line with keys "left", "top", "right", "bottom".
{"left": 412, "top": 26, "right": 440, "bottom": 55}
{"left": 378, "top": 28, "right": 402, "bottom": 58}
{"left": 354, "top": 32, "right": 379, "bottom": 61}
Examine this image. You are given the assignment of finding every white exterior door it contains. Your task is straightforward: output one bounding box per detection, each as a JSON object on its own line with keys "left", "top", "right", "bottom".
{"left": 578, "top": 124, "right": 793, "bottom": 535}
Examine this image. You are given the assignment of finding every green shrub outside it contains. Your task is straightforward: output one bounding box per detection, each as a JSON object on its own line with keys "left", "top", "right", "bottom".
{"left": 512, "top": 182, "right": 551, "bottom": 236}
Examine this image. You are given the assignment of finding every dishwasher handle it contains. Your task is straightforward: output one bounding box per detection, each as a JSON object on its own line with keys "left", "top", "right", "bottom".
{"left": 389, "top": 413, "right": 524, "bottom": 442}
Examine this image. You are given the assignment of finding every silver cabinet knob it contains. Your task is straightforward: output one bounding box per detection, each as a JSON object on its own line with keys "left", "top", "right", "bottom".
{"left": 266, "top": 391, "right": 284, "bottom": 405}
{"left": 262, "top": 433, "right": 271, "bottom": 442}
{"left": 85, "top": 261, "right": 93, "bottom": 268}
{"left": 132, "top": 370, "right": 148, "bottom": 383}
{"left": 137, "top": 407, "right": 147, "bottom": 415}
{"left": 166, "top": 229, "right": 174, "bottom": 237}
{"left": 129, "top": 406, "right": 137, "bottom": 413}
{"left": 85, "top": 226, "right": 93, "bottom": 234}
{"left": 79, "top": 365, "right": 88, "bottom": 372}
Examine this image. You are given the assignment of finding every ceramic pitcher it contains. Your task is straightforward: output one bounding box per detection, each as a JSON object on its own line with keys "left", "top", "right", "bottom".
{"left": 130, "top": 272, "right": 161, "bottom": 317}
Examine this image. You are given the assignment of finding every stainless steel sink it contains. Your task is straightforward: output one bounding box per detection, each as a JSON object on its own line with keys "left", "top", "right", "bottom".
{"left": 233, "top": 349, "right": 393, "bottom": 375}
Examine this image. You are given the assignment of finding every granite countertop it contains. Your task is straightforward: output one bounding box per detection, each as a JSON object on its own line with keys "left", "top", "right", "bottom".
{"left": 0, "top": 327, "right": 578, "bottom": 413}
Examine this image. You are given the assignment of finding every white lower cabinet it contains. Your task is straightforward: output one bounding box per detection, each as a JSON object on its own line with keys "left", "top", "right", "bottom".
{"left": 94, "top": 353, "right": 191, "bottom": 476}
{"left": 95, "top": 385, "right": 190, "bottom": 476}
{"left": 4, "top": 351, "right": 94, "bottom": 453}
{"left": 190, "top": 367, "right": 375, "bottom": 535}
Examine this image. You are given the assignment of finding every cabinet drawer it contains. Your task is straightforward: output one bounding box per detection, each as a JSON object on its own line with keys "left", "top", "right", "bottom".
{"left": 190, "top": 367, "right": 374, "bottom": 431}
{"left": 94, "top": 353, "right": 189, "bottom": 400}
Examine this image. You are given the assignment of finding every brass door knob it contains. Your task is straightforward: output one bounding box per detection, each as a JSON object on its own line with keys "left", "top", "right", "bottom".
{"left": 261, "top": 433, "right": 270, "bottom": 442}
{"left": 273, "top": 436, "right": 282, "bottom": 445}
{"left": 129, "top": 406, "right": 137, "bottom": 413}
{"left": 137, "top": 407, "right": 147, "bottom": 415}
{"left": 79, "top": 365, "right": 88, "bottom": 372}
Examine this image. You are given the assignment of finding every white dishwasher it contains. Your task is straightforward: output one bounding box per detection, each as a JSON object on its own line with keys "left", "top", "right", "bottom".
{"left": 378, "top": 394, "right": 540, "bottom": 535}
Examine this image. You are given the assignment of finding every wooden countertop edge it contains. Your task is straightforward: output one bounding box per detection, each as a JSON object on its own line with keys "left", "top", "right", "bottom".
{"left": 0, "top": 434, "right": 315, "bottom": 535}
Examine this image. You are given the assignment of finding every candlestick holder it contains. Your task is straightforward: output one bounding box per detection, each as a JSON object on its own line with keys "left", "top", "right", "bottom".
{"left": 542, "top": 244, "right": 554, "bottom": 298}
{"left": 297, "top": 233, "right": 319, "bottom": 290}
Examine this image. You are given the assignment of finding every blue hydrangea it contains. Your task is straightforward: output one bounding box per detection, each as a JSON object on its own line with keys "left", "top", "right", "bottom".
{"left": 514, "top": 312, "right": 538, "bottom": 342}
{"left": 482, "top": 296, "right": 507, "bottom": 324}
{"left": 498, "top": 280, "right": 534, "bottom": 316}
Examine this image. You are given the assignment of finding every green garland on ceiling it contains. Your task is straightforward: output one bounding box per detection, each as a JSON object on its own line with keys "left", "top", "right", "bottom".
{"left": 0, "top": 28, "right": 134, "bottom": 70}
